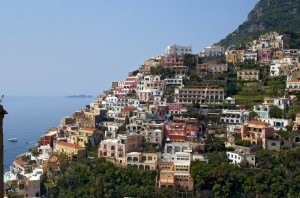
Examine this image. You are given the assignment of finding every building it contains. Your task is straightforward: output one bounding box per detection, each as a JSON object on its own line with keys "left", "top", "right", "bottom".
{"left": 164, "top": 117, "right": 200, "bottom": 142}
{"left": 269, "top": 63, "right": 281, "bottom": 76}
{"left": 125, "top": 152, "right": 158, "bottom": 170}
{"left": 225, "top": 50, "right": 244, "bottom": 64}
{"left": 220, "top": 109, "right": 249, "bottom": 124}
{"left": 237, "top": 69, "right": 260, "bottom": 81}
{"left": 226, "top": 151, "right": 255, "bottom": 166}
{"left": 167, "top": 103, "right": 186, "bottom": 116}
{"left": 202, "top": 45, "right": 225, "bottom": 57}
{"left": 253, "top": 105, "right": 272, "bottom": 119}
{"left": 13, "top": 159, "right": 32, "bottom": 175}
{"left": 263, "top": 97, "right": 291, "bottom": 111}
{"left": 158, "top": 161, "right": 194, "bottom": 190}
{"left": 196, "top": 64, "right": 228, "bottom": 75}
{"left": 224, "top": 97, "right": 236, "bottom": 105}
{"left": 98, "top": 134, "right": 143, "bottom": 164}
{"left": 164, "top": 78, "right": 184, "bottom": 88}
{"left": 293, "top": 113, "right": 300, "bottom": 130}
{"left": 54, "top": 141, "right": 86, "bottom": 160}
{"left": 165, "top": 45, "right": 192, "bottom": 56}
{"left": 162, "top": 54, "right": 184, "bottom": 67}
{"left": 257, "top": 48, "right": 272, "bottom": 64}
{"left": 17, "top": 169, "right": 43, "bottom": 197}
{"left": 68, "top": 128, "right": 103, "bottom": 147}
{"left": 243, "top": 52, "right": 257, "bottom": 63}
{"left": 258, "top": 118, "right": 289, "bottom": 131}
{"left": 38, "top": 130, "right": 57, "bottom": 147}
{"left": 241, "top": 120, "right": 274, "bottom": 148}
{"left": 286, "top": 80, "right": 300, "bottom": 91}
{"left": 174, "top": 86, "right": 224, "bottom": 104}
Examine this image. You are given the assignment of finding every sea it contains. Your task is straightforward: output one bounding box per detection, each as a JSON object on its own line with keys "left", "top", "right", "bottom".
{"left": 2, "top": 95, "right": 94, "bottom": 172}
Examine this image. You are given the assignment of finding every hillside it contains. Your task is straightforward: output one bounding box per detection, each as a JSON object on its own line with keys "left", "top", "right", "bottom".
{"left": 218, "top": 0, "right": 300, "bottom": 47}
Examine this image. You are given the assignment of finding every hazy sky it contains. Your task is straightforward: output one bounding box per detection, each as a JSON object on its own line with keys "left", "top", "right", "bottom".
{"left": 1, "top": 0, "right": 259, "bottom": 96}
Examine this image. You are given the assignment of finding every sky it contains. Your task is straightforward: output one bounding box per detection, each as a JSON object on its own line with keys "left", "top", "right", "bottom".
{"left": 0, "top": 0, "right": 259, "bottom": 96}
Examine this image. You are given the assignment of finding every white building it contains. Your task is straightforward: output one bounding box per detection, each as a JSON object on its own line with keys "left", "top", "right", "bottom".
{"left": 263, "top": 97, "right": 291, "bottom": 111}
{"left": 164, "top": 143, "right": 193, "bottom": 154}
{"left": 254, "top": 104, "right": 272, "bottom": 119}
{"left": 243, "top": 52, "right": 257, "bottom": 62}
{"left": 102, "top": 96, "right": 118, "bottom": 109}
{"left": 258, "top": 118, "right": 289, "bottom": 131}
{"left": 224, "top": 97, "right": 236, "bottom": 105}
{"left": 164, "top": 78, "right": 184, "bottom": 88}
{"left": 220, "top": 109, "right": 249, "bottom": 124}
{"left": 226, "top": 151, "right": 255, "bottom": 166}
{"left": 18, "top": 169, "right": 43, "bottom": 197}
{"left": 286, "top": 80, "right": 300, "bottom": 91}
{"left": 165, "top": 45, "right": 192, "bottom": 56}
{"left": 203, "top": 45, "right": 225, "bottom": 57}
{"left": 270, "top": 63, "right": 281, "bottom": 77}
{"left": 102, "top": 122, "right": 119, "bottom": 137}
{"left": 284, "top": 49, "right": 299, "bottom": 56}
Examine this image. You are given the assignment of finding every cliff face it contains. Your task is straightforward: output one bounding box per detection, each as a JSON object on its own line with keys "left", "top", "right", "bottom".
{"left": 218, "top": 0, "right": 300, "bottom": 47}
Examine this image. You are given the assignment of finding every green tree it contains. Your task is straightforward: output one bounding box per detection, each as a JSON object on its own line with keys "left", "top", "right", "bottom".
{"left": 269, "top": 105, "right": 283, "bottom": 118}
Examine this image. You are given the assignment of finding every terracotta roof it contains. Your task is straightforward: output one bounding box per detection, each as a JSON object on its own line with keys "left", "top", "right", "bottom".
{"left": 247, "top": 120, "right": 269, "bottom": 126}
{"left": 123, "top": 107, "right": 136, "bottom": 112}
{"left": 56, "top": 141, "right": 83, "bottom": 149}
{"left": 14, "top": 159, "right": 27, "bottom": 166}
{"left": 81, "top": 128, "right": 96, "bottom": 132}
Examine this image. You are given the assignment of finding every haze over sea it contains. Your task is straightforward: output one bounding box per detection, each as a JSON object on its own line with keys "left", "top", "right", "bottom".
{"left": 2, "top": 95, "right": 93, "bottom": 172}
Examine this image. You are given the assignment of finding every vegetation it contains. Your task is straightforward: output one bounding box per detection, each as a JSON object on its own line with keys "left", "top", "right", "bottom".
{"left": 191, "top": 148, "right": 300, "bottom": 197}
{"left": 150, "top": 65, "right": 174, "bottom": 79}
{"left": 51, "top": 158, "right": 179, "bottom": 198}
{"left": 235, "top": 139, "right": 252, "bottom": 147}
{"left": 218, "top": 0, "right": 300, "bottom": 47}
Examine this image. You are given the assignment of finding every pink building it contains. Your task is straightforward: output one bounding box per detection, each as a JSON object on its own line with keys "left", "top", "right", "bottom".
{"left": 156, "top": 105, "right": 168, "bottom": 118}
{"left": 164, "top": 117, "right": 199, "bottom": 142}
{"left": 162, "top": 54, "right": 184, "bottom": 67}
{"left": 124, "top": 76, "right": 139, "bottom": 90}
{"left": 137, "top": 90, "right": 152, "bottom": 102}
{"left": 168, "top": 103, "right": 185, "bottom": 115}
{"left": 241, "top": 120, "right": 274, "bottom": 148}
{"left": 257, "top": 48, "right": 272, "bottom": 64}
{"left": 98, "top": 134, "right": 143, "bottom": 164}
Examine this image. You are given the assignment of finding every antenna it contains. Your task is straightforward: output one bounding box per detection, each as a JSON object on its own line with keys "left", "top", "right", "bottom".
{"left": 0, "top": 95, "right": 4, "bottom": 103}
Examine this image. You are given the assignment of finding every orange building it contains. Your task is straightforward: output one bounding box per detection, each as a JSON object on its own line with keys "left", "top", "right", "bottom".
{"left": 241, "top": 120, "right": 274, "bottom": 148}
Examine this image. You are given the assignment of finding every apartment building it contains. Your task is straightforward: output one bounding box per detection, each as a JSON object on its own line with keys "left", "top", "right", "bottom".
{"left": 241, "top": 120, "right": 274, "bottom": 149}
{"left": 220, "top": 109, "right": 249, "bottom": 124}
{"left": 98, "top": 134, "right": 143, "bottom": 164}
{"left": 125, "top": 152, "right": 158, "bottom": 170}
{"left": 54, "top": 141, "right": 86, "bottom": 160}
{"left": 202, "top": 45, "right": 225, "bottom": 57}
{"left": 174, "top": 86, "right": 224, "bottom": 104}
{"left": 237, "top": 69, "right": 260, "bottom": 81}
{"left": 164, "top": 117, "right": 199, "bottom": 142}
{"left": 165, "top": 45, "right": 192, "bottom": 56}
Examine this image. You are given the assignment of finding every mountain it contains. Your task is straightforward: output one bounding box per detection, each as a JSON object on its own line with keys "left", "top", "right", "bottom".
{"left": 218, "top": 0, "right": 300, "bottom": 47}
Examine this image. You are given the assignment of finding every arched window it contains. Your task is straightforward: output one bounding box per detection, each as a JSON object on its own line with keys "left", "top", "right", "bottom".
{"left": 133, "top": 157, "right": 139, "bottom": 162}
{"left": 133, "top": 164, "right": 138, "bottom": 170}
{"left": 148, "top": 156, "right": 153, "bottom": 161}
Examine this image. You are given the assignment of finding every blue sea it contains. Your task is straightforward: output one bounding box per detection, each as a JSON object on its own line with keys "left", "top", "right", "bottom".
{"left": 2, "top": 95, "right": 94, "bottom": 171}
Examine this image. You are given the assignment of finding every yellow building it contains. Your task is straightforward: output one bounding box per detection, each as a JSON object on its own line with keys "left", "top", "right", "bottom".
{"left": 226, "top": 50, "right": 244, "bottom": 64}
{"left": 54, "top": 141, "right": 86, "bottom": 160}
{"left": 125, "top": 152, "right": 158, "bottom": 170}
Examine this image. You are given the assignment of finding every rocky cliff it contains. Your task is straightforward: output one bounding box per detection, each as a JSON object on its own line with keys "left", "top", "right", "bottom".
{"left": 218, "top": 0, "right": 300, "bottom": 47}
